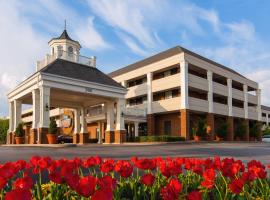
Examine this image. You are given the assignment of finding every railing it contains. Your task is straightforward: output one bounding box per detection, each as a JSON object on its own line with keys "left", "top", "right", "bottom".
{"left": 36, "top": 51, "right": 96, "bottom": 71}
{"left": 124, "top": 107, "right": 146, "bottom": 117}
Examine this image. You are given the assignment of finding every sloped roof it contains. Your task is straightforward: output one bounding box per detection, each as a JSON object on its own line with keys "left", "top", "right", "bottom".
{"left": 49, "top": 29, "right": 80, "bottom": 44}
{"left": 108, "top": 46, "right": 245, "bottom": 79}
{"left": 40, "top": 59, "right": 124, "bottom": 89}
{"left": 262, "top": 105, "right": 270, "bottom": 112}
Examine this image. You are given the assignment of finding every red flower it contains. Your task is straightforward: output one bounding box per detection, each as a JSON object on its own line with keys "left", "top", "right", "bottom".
{"left": 98, "top": 175, "right": 116, "bottom": 190}
{"left": 159, "top": 159, "right": 182, "bottom": 178}
{"left": 201, "top": 168, "right": 215, "bottom": 189}
{"left": 186, "top": 191, "right": 202, "bottom": 200}
{"left": 13, "top": 176, "right": 33, "bottom": 190}
{"left": 0, "top": 177, "right": 7, "bottom": 189}
{"left": 100, "top": 159, "right": 115, "bottom": 173}
{"left": 65, "top": 173, "right": 80, "bottom": 190}
{"left": 161, "top": 178, "right": 182, "bottom": 200}
{"left": 201, "top": 179, "right": 214, "bottom": 189}
{"left": 140, "top": 173, "right": 155, "bottom": 186}
{"left": 229, "top": 179, "right": 244, "bottom": 194}
{"left": 132, "top": 157, "right": 156, "bottom": 170}
{"left": 83, "top": 156, "right": 101, "bottom": 168}
{"left": 49, "top": 171, "right": 63, "bottom": 184}
{"left": 76, "top": 176, "right": 97, "bottom": 198}
{"left": 5, "top": 189, "right": 31, "bottom": 200}
{"left": 92, "top": 189, "right": 113, "bottom": 200}
{"left": 114, "top": 160, "right": 133, "bottom": 178}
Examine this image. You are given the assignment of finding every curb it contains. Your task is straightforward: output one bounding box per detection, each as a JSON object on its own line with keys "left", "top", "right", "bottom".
{"left": 2, "top": 144, "right": 77, "bottom": 148}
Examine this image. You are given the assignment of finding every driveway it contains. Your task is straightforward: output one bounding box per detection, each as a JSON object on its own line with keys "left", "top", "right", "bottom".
{"left": 1, "top": 142, "right": 270, "bottom": 164}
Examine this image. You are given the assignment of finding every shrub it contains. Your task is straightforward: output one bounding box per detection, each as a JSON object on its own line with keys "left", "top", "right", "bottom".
{"left": 15, "top": 123, "right": 24, "bottom": 137}
{"left": 263, "top": 126, "right": 270, "bottom": 135}
{"left": 217, "top": 122, "right": 228, "bottom": 139}
{"left": 192, "top": 119, "right": 206, "bottom": 138}
{"left": 89, "top": 138, "right": 98, "bottom": 143}
{"left": 250, "top": 123, "right": 258, "bottom": 138}
{"left": 48, "top": 119, "right": 58, "bottom": 134}
{"left": 235, "top": 119, "right": 246, "bottom": 138}
{"left": 134, "top": 135, "right": 185, "bottom": 142}
{"left": 0, "top": 118, "right": 8, "bottom": 144}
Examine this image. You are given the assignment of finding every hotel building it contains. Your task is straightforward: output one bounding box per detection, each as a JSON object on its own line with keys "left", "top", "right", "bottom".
{"left": 7, "top": 29, "right": 270, "bottom": 144}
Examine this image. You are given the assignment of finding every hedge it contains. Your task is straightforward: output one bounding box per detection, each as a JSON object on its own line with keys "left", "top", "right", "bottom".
{"left": 0, "top": 118, "right": 8, "bottom": 144}
{"left": 134, "top": 135, "right": 185, "bottom": 142}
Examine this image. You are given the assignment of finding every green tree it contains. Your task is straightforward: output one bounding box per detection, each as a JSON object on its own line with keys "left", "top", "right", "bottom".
{"left": 0, "top": 118, "right": 9, "bottom": 144}
{"left": 49, "top": 119, "right": 58, "bottom": 134}
{"left": 235, "top": 119, "right": 246, "bottom": 138}
{"left": 217, "top": 122, "right": 228, "bottom": 139}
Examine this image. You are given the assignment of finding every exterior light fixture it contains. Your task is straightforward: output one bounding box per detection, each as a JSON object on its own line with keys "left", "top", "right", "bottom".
{"left": 45, "top": 103, "right": 49, "bottom": 111}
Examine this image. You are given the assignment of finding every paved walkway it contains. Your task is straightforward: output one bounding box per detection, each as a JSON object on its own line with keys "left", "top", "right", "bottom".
{"left": 0, "top": 142, "right": 270, "bottom": 164}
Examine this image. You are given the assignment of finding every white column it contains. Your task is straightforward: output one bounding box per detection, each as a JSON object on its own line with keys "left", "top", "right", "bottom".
{"left": 8, "top": 101, "right": 14, "bottom": 132}
{"left": 40, "top": 86, "right": 50, "bottom": 128}
{"left": 257, "top": 89, "right": 262, "bottom": 121}
{"left": 106, "top": 102, "right": 115, "bottom": 131}
{"left": 74, "top": 108, "right": 80, "bottom": 134}
{"left": 266, "top": 114, "right": 269, "bottom": 126}
{"left": 98, "top": 122, "right": 102, "bottom": 144}
{"left": 180, "top": 60, "right": 189, "bottom": 109}
{"left": 121, "top": 81, "right": 127, "bottom": 87}
{"left": 13, "top": 99, "right": 22, "bottom": 131}
{"left": 80, "top": 107, "right": 87, "bottom": 133}
{"left": 116, "top": 98, "right": 125, "bottom": 130}
{"left": 227, "top": 78, "right": 233, "bottom": 116}
{"left": 134, "top": 122, "right": 139, "bottom": 137}
{"left": 207, "top": 71, "right": 213, "bottom": 113}
{"left": 147, "top": 72, "right": 153, "bottom": 114}
{"left": 243, "top": 85, "right": 248, "bottom": 119}
{"left": 32, "top": 89, "right": 40, "bottom": 129}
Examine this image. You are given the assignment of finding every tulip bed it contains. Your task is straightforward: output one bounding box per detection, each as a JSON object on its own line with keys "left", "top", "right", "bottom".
{"left": 0, "top": 156, "right": 270, "bottom": 200}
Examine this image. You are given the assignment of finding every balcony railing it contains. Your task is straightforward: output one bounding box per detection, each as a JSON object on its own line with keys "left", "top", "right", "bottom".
{"left": 36, "top": 51, "right": 96, "bottom": 71}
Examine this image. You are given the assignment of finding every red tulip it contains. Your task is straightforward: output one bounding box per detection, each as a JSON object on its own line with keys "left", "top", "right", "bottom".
{"left": 140, "top": 173, "right": 155, "bottom": 186}
{"left": 132, "top": 158, "right": 156, "bottom": 170}
{"left": 100, "top": 159, "right": 115, "bottom": 173}
{"left": 49, "top": 171, "right": 63, "bottom": 184}
{"left": 161, "top": 178, "right": 182, "bottom": 200}
{"left": 13, "top": 176, "right": 33, "bottom": 190}
{"left": 98, "top": 175, "right": 117, "bottom": 190}
{"left": 229, "top": 179, "right": 244, "bottom": 194}
{"left": 92, "top": 189, "right": 113, "bottom": 200}
{"left": 65, "top": 173, "right": 80, "bottom": 190}
{"left": 0, "top": 176, "right": 7, "bottom": 189}
{"left": 186, "top": 190, "right": 202, "bottom": 200}
{"left": 5, "top": 189, "right": 31, "bottom": 200}
{"left": 114, "top": 160, "right": 133, "bottom": 178}
{"left": 76, "top": 176, "right": 97, "bottom": 197}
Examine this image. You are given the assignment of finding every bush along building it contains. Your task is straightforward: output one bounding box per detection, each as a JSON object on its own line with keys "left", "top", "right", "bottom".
{"left": 6, "top": 29, "right": 270, "bottom": 144}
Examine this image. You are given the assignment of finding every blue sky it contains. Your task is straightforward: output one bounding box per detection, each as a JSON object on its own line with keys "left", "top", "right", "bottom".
{"left": 1, "top": 0, "right": 270, "bottom": 116}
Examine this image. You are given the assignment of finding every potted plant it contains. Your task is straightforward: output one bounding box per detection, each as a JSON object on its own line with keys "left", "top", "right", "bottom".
{"left": 192, "top": 127, "right": 199, "bottom": 141}
{"left": 216, "top": 122, "right": 227, "bottom": 141}
{"left": 193, "top": 119, "right": 206, "bottom": 141}
{"left": 47, "top": 119, "right": 58, "bottom": 144}
{"left": 15, "top": 123, "right": 24, "bottom": 144}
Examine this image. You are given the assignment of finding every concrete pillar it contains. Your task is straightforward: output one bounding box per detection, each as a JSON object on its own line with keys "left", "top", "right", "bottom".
{"left": 79, "top": 107, "right": 88, "bottom": 144}
{"left": 257, "top": 121, "right": 262, "bottom": 141}
{"left": 207, "top": 71, "right": 213, "bottom": 113}
{"left": 147, "top": 72, "right": 153, "bottom": 114}
{"left": 243, "top": 119, "right": 249, "bottom": 141}
{"left": 256, "top": 89, "right": 262, "bottom": 121}
{"left": 206, "top": 113, "right": 215, "bottom": 140}
{"left": 227, "top": 78, "right": 233, "bottom": 117}
{"left": 7, "top": 101, "right": 14, "bottom": 144}
{"left": 30, "top": 89, "right": 40, "bottom": 144}
{"left": 105, "top": 102, "right": 115, "bottom": 143}
{"left": 180, "top": 109, "right": 190, "bottom": 140}
{"left": 180, "top": 60, "right": 189, "bottom": 109}
{"left": 121, "top": 81, "right": 127, "bottom": 88}
{"left": 98, "top": 122, "right": 103, "bottom": 144}
{"left": 14, "top": 99, "right": 22, "bottom": 132}
{"left": 38, "top": 86, "right": 50, "bottom": 144}
{"left": 73, "top": 108, "right": 80, "bottom": 144}
{"left": 227, "top": 116, "right": 234, "bottom": 141}
{"left": 134, "top": 122, "right": 139, "bottom": 137}
{"left": 243, "top": 85, "right": 248, "bottom": 119}
{"left": 147, "top": 114, "right": 155, "bottom": 135}
{"left": 115, "top": 98, "right": 126, "bottom": 143}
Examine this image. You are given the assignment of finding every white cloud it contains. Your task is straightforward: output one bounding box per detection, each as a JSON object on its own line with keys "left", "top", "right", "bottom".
{"left": 86, "top": 0, "right": 160, "bottom": 49}
{"left": 75, "top": 17, "right": 111, "bottom": 50}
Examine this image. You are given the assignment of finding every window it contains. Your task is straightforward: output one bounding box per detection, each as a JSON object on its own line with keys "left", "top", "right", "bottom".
{"left": 57, "top": 45, "right": 63, "bottom": 56}
{"left": 68, "top": 46, "right": 73, "bottom": 56}
{"left": 262, "top": 113, "right": 267, "bottom": 117}
{"left": 165, "top": 91, "right": 172, "bottom": 99}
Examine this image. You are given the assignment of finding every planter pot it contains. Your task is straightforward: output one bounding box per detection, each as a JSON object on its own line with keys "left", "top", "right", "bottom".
{"left": 215, "top": 136, "right": 223, "bottom": 141}
{"left": 15, "top": 137, "right": 24, "bottom": 144}
{"left": 47, "top": 134, "right": 57, "bottom": 144}
{"left": 194, "top": 136, "right": 200, "bottom": 142}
